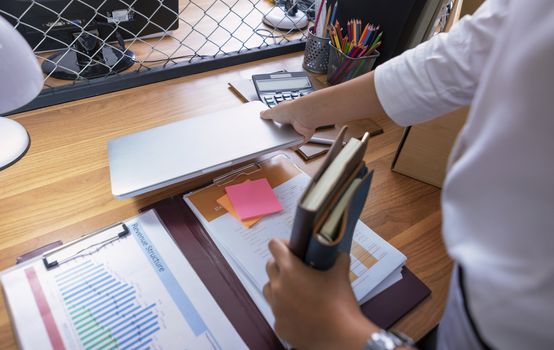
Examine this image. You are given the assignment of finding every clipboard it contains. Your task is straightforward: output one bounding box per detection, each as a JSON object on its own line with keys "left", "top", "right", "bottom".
{"left": 14, "top": 154, "right": 430, "bottom": 349}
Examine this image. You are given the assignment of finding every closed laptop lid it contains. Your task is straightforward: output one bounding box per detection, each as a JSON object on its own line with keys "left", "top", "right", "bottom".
{"left": 108, "top": 101, "right": 303, "bottom": 199}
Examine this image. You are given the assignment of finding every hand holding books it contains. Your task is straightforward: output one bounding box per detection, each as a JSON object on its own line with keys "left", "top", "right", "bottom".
{"left": 263, "top": 238, "right": 378, "bottom": 350}
{"left": 289, "top": 126, "right": 373, "bottom": 270}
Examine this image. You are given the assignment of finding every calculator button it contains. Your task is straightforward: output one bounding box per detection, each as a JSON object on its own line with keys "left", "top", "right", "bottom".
{"left": 284, "top": 96, "right": 293, "bottom": 101}
{"left": 283, "top": 92, "right": 292, "bottom": 98}
{"left": 264, "top": 96, "right": 275, "bottom": 103}
{"left": 267, "top": 102, "right": 277, "bottom": 108}
{"left": 291, "top": 92, "right": 299, "bottom": 98}
{"left": 275, "top": 96, "right": 284, "bottom": 102}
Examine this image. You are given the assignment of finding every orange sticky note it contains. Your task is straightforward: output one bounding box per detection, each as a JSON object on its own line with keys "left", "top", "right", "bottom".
{"left": 225, "top": 178, "right": 283, "bottom": 220}
{"left": 217, "top": 193, "right": 262, "bottom": 228}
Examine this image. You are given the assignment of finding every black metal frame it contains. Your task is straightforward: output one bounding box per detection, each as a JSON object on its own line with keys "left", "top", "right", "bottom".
{"left": 10, "top": 40, "right": 306, "bottom": 115}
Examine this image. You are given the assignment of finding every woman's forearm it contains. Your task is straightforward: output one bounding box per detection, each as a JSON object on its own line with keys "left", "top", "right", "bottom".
{"left": 292, "top": 71, "right": 387, "bottom": 128}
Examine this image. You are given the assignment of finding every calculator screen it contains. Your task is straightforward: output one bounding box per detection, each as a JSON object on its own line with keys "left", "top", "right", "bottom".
{"left": 256, "top": 77, "right": 311, "bottom": 91}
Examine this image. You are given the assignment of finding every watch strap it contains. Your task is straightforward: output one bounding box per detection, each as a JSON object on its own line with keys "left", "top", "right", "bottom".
{"left": 364, "top": 329, "right": 415, "bottom": 350}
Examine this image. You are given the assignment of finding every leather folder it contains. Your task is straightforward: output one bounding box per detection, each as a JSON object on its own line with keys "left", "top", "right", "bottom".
{"left": 138, "top": 195, "right": 430, "bottom": 348}
{"left": 290, "top": 126, "right": 371, "bottom": 269}
{"left": 305, "top": 166, "right": 373, "bottom": 270}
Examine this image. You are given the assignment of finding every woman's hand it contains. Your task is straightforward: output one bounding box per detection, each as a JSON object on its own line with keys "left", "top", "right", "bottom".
{"left": 263, "top": 239, "right": 378, "bottom": 350}
{"left": 260, "top": 100, "right": 317, "bottom": 141}
{"left": 260, "top": 71, "right": 387, "bottom": 143}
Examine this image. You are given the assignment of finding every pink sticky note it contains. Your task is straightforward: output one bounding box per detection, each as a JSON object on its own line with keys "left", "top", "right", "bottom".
{"left": 225, "top": 178, "right": 283, "bottom": 220}
{"left": 216, "top": 193, "right": 262, "bottom": 228}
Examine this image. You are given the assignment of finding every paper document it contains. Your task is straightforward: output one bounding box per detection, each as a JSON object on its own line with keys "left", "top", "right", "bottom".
{"left": 184, "top": 169, "right": 406, "bottom": 327}
{"left": 1, "top": 210, "right": 246, "bottom": 350}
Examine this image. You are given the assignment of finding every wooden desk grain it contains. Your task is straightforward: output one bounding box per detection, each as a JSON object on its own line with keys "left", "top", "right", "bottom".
{"left": 0, "top": 52, "right": 452, "bottom": 348}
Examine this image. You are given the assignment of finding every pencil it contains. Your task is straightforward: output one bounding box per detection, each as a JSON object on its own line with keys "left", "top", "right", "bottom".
{"left": 314, "top": 0, "right": 326, "bottom": 35}
{"left": 324, "top": 3, "right": 332, "bottom": 35}
{"left": 357, "top": 45, "right": 369, "bottom": 57}
{"left": 335, "top": 21, "right": 344, "bottom": 48}
{"left": 367, "top": 41, "right": 381, "bottom": 55}
{"left": 355, "top": 45, "right": 367, "bottom": 57}
{"left": 353, "top": 21, "right": 357, "bottom": 45}
{"left": 370, "top": 31, "right": 382, "bottom": 48}
{"left": 330, "top": 27, "right": 341, "bottom": 49}
{"left": 329, "top": 2, "right": 338, "bottom": 26}
{"left": 359, "top": 24, "right": 369, "bottom": 46}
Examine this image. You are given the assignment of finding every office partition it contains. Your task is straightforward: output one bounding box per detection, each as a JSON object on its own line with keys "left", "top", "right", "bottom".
{"left": 1, "top": 0, "right": 434, "bottom": 113}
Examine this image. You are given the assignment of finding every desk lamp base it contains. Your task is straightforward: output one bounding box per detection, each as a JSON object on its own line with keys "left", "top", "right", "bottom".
{"left": 0, "top": 118, "right": 30, "bottom": 170}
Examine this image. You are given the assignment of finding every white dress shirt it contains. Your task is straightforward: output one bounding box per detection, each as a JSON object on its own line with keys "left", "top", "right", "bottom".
{"left": 374, "top": 0, "right": 554, "bottom": 348}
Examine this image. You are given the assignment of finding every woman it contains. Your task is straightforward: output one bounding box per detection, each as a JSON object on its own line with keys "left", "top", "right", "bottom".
{"left": 261, "top": 1, "right": 554, "bottom": 349}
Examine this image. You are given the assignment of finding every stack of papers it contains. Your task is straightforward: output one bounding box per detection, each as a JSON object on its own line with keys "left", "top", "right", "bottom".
{"left": 184, "top": 171, "right": 406, "bottom": 328}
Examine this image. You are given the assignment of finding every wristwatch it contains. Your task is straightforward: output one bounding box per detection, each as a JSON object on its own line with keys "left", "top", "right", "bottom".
{"left": 363, "top": 329, "right": 416, "bottom": 350}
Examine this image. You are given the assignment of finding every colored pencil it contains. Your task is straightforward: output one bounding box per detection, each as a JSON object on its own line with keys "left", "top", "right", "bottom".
{"left": 367, "top": 41, "right": 381, "bottom": 55}
{"left": 329, "top": 2, "right": 338, "bottom": 26}
{"left": 326, "top": 17, "right": 383, "bottom": 84}
{"left": 359, "top": 24, "right": 369, "bottom": 46}
{"left": 370, "top": 31, "right": 382, "bottom": 48}
{"left": 324, "top": 4, "right": 332, "bottom": 35}
{"left": 313, "top": 0, "right": 326, "bottom": 35}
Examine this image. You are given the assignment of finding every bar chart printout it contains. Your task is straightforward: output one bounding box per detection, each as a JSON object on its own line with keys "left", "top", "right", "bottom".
{"left": 53, "top": 261, "right": 161, "bottom": 350}
{"left": 1, "top": 210, "right": 247, "bottom": 350}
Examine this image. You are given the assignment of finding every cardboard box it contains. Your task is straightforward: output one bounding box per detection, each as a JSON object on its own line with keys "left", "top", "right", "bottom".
{"left": 391, "top": 0, "right": 484, "bottom": 187}
{"left": 392, "top": 107, "right": 468, "bottom": 188}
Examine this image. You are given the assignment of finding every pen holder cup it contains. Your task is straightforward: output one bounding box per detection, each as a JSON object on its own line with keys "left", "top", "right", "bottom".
{"left": 326, "top": 44, "right": 380, "bottom": 85}
{"left": 302, "top": 27, "right": 331, "bottom": 74}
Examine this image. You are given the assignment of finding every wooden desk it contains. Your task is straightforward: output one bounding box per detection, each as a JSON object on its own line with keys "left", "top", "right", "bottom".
{"left": 0, "top": 52, "right": 452, "bottom": 348}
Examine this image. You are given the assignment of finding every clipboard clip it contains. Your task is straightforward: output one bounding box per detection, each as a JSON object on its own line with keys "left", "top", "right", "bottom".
{"left": 42, "top": 223, "right": 129, "bottom": 270}
{"left": 212, "top": 162, "right": 262, "bottom": 187}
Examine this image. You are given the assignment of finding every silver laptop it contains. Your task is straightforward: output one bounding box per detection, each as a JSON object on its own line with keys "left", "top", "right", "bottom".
{"left": 108, "top": 101, "right": 303, "bottom": 199}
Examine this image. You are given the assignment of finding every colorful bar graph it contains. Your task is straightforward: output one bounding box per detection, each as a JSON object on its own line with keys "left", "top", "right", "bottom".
{"left": 54, "top": 261, "right": 160, "bottom": 350}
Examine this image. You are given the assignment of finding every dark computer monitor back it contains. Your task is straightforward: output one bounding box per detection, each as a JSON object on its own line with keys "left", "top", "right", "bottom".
{"left": 0, "top": 0, "right": 179, "bottom": 51}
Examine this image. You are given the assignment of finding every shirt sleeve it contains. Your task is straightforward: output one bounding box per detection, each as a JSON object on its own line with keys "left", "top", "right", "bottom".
{"left": 374, "top": 0, "right": 508, "bottom": 126}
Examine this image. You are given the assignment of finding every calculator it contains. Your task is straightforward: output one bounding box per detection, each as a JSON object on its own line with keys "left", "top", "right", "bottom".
{"left": 252, "top": 71, "right": 315, "bottom": 108}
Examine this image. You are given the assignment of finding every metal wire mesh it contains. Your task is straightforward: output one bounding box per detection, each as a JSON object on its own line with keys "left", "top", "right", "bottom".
{"left": 0, "top": 0, "right": 315, "bottom": 92}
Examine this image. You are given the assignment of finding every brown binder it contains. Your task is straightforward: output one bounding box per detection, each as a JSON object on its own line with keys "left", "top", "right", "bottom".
{"left": 140, "top": 195, "right": 430, "bottom": 348}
